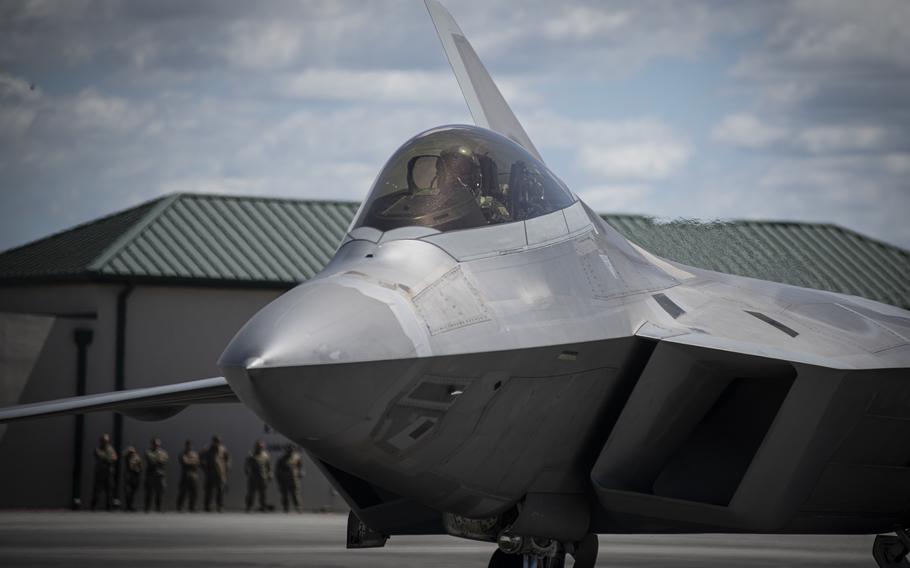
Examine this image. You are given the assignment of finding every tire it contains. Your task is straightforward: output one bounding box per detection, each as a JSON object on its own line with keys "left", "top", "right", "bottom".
{"left": 571, "top": 533, "right": 599, "bottom": 568}
{"left": 873, "top": 535, "right": 910, "bottom": 568}
{"left": 488, "top": 549, "right": 524, "bottom": 568}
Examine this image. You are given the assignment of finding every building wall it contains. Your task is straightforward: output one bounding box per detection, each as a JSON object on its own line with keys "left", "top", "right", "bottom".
{"left": 0, "top": 283, "right": 119, "bottom": 508}
{"left": 0, "top": 282, "right": 348, "bottom": 512}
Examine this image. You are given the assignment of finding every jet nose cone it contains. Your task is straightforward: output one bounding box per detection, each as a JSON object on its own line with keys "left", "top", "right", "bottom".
{"left": 218, "top": 279, "right": 426, "bottom": 442}
{"left": 219, "top": 279, "right": 422, "bottom": 372}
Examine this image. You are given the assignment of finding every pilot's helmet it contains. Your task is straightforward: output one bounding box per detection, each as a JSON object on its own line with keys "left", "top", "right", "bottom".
{"left": 437, "top": 145, "right": 481, "bottom": 194}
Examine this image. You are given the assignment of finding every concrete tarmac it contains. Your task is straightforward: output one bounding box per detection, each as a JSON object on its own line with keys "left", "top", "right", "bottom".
{"left": 0, "top": 511, "right": 876, "bottom": 567}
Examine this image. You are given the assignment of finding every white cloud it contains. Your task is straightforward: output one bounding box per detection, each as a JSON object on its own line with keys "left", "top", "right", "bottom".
{"left": 734, "top": 2, "right": 910, "bottom": 77}
{"left": 223, "top": 21, "right": 302, "bottom": 70}
{"left": 526, "top": 113, "right": 692, "bottom": 183}
{"left": 711, "top": 113, "right": 787, "bottom": 149}
{"left": 280, "top": 68, "right": 538, "bottom": 107}
{"left": 0, "top": 107, "right": 37, "bottom": 138}
{"left": 67, "top": 89, "right": 148, "bottom": 132}
{"left": 282, "top": 69, "right": 462, "bottom": 104}
{"left": 883, "top": 153, "right": 910, "bottom": 175}
{"left": 0, "top": 73, "right": 40, "bottom": 139}
{"left": 0, "top": 73, "right": 40, "bottom": 101}
{"left": 543, "top": 7, "right": 630, "bottom": 41}
{"left": 797, "top": 125, "right": 887, "bottom": 154}
{"left": 158, "top": 176, "right": 269, "bottom": 197}
{"left": 712, "top": 113, "right": 895, "bottom": 156}
{"left": 578, "top": 143, "right": 689, "bottom": 181}
{"left": 577, "top": 184, "right": 652, "bottom": 212}
{"left": 2, "top": 0, "right": 910, "bottom": 253}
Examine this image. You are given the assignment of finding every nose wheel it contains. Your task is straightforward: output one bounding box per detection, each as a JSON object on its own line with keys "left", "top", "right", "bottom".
{"left": 487, "top": 549, "right": 564, "bottom": 568}
{"left": 488, "top": 533, "right": 598, "bottom": 568}
{"left": 874, "top": 528, "right": 910, "bottom": 568}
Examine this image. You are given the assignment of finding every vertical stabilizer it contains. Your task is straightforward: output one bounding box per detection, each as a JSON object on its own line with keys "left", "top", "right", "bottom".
{"left": 424, "top": 0, "right": 544, "bottom": 163}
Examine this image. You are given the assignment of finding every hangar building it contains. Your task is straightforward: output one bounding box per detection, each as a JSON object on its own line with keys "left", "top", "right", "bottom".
{"left": 0, "top": 192, "right": 907, "bottom": 511}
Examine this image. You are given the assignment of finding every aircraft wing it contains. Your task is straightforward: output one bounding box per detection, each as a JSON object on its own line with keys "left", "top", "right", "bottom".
{"left": 0, "top": 377, "right": 237, "bottom": 423}
{"left": 424, "top": 0, "right": 544, "bottom": 162}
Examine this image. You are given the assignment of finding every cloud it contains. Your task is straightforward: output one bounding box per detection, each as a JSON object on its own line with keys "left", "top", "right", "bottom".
{"left": 279, "top": 67, "right": 538, "bottom": 107}
{"left": 460, "top": 0, "right": 762, "bottom": 78}
{"left": 159, "top": 176, "right": 269, "bottom": 197}
{"left": 0, "top": 73, "right": 39, "bottom": 101}
{"left": 883, "top": 153, "right": 910, "bottom": 175}
{"left": 712, "top": 113, "right": 896, "bottom": 155}
{"left": 67, "top": 89, "right": 149, "bottom": 132}
{"left": 222, "top": 21, "right": 302, "bottom": 70}
{"left": 528, "top": 113, "right": 691, "bottom": 183}
{"left": 796, "top": 125, "right": 887, "bottom": 154}
{"left": 0, "top": 107, "right": 35, "bottom": 138}
{"left": 577, "top": 184, "right": 652, "bottom": 212}
{"left": 281, "top": 69, "right": 462, "bottom": 104}
{"left": 732, "top": 0, "right": 910, "bottom": 119}
{"left": 1, "top": 0, "right": 909, "bottom": 254}
{"left": 542, "top": 7, "right": 630, "bottom": 41}
{"left": 711, "top": 113, "right": 787, "bottom": 149}
{"left": 578, "top": 143, "right": 689, "bottom": 181}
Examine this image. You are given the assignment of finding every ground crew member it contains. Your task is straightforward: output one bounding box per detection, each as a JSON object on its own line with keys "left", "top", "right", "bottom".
{"left": 144, "top": 437, "right": 169, "bottom": 512}
{"left": 90, "top": 433, "right": 117, "bottom": 511}
{"left": 176, "top": 439, "right": 200, "bottom": 512}
{"left": 244, "top": 440, "right": 271, "bottom": 512}
{"left": 201, "top": 435, "right": 231, "bottom": 512}
{"left": 122, "top": 445, "right": 142, "bottom": 512}
{"left": 276, "top": 443, "right": 304, "bottom": 513}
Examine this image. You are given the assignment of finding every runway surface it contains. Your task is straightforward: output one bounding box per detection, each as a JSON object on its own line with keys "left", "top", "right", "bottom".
{"left": 0, "top": 511, "right": 876, "bottom": 567}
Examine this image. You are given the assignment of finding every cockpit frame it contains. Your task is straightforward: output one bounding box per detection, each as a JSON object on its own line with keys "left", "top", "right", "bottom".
{"left": 352, "top": 125, "right": 576, "bottom": 234}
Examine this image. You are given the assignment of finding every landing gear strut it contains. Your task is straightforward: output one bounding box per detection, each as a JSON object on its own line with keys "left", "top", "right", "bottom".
{"left": 487, "top": 532, "right": 597, "bottom": 568}
{"left": 874, "top": 527, "right": 910, "bottom": 568}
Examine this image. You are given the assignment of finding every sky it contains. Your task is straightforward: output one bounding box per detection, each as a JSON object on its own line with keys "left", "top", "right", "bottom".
{"left": 1, "top": 0, "right": 909, "bottom": 252}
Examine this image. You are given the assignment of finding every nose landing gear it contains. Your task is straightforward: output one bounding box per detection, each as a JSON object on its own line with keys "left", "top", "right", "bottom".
{"left": 874, "top": 527, "right": 910, "bottom": 568}
{"left": 487, "top": 532, "right": 598, "bottom": 568}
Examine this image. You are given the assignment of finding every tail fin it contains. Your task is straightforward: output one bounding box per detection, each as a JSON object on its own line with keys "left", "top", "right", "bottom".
{"left": 425, "top": 0, "right": 544, "bottom": 163}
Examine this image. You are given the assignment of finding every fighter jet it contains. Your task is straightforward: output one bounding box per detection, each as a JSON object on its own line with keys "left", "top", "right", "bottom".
{"left": 3, "top": 2, "right": 910, "bottom": 567}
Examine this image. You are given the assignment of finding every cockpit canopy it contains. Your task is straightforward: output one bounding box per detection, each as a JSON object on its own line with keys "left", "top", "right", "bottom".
{"left": 353, "top": 125, "right": 575, "bottom": 232}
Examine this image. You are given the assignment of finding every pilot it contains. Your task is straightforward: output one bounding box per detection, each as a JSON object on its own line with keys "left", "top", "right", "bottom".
{"left": 90, "top": 433, "right": 117, "bottom": 511}
{"left": 276, "top": 443, "right": 305, "bottom": 513}
{"left": 201, "top": 435, "right": 231, "bottom": 512}
{"left": 436, "top": 145, "right": 482, "bottom": 198}
{"left": 244, "top": 440, "right": 272, "bottom": 512}
{"left": 122, "top": 445, "right": 143, "bottom": 512}
{"left": 436, "top": 145, "right": 510, "bottom": 224}
{"left": 176, "top": 439, "right": 200, "bottom": 512}
{"left": 144, "top": 437, "right": 169, "bottom": 512}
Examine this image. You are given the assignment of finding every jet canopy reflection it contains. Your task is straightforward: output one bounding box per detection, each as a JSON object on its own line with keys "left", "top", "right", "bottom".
{"left": 354, "top": 125, "right": 575, "bottom": 232}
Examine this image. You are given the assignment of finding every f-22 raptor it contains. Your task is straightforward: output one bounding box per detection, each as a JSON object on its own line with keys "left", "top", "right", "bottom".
{"left": 3, "top": 2, "right": 910, "bottom": 567}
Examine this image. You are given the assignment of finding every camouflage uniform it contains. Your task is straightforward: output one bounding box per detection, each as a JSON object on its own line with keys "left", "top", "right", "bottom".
{"left": 244, "top": 441, "right": 272, "bottom": 512}
{"left": 176, "top": 441, "right": 200, "bottom": 512}
{"left": 144, "top": 439, "right": 169, "bottom": 512}
{"left": 122, "top": 446, "right": 143, "bottom": 511}
{"left": 276, "top": 445, "right": 304, "bottom": 513}
{"left": 202, "top": 437, "right": 231, "bottom": 512}
{"left": 90, "top": 435, "right": 117, "bottom": 511}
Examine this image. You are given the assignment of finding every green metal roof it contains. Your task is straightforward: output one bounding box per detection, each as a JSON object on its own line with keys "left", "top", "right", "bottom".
{"left": 0, "top": 194, "right": 358, "bottom": 287}
{"left": 606, "top": 215, "right": 910, "bottom": 310}
{"left": 0, "top": 193, "right": 908, "bottom": 309}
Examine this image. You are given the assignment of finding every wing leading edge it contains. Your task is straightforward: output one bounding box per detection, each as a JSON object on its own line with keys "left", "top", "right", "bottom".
{"left": 424, "top": 0, "right": 544, "bottom": 163}
{"left": 0, "top": 377, "right": 237, "bottom": 424}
